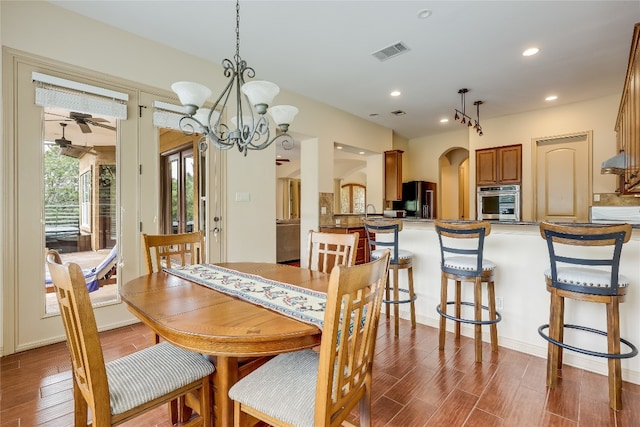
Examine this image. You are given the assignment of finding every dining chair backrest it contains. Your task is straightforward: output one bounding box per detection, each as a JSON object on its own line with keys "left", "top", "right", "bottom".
{"left": 362, "top": 219, "right": 402, "bottom": 265}
{"left": 434, "top": 220, "right": 492, "bottom": 278}
{"left": 539, "top": 221, "right": 632, "bottom": 296}
{"left": 307, "top": 230, "right": 359, "bottom": 274}
{"left": 142, "top": 230, "right": 205, "bottom": 273}
{"left": 314, "top": 249, "right": 391, "bottom": 425}
{"left": 46, "top": 250, "right": 110, "bottom": 421}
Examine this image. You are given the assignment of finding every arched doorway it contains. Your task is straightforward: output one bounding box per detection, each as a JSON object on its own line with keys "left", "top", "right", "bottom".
{"left": 438, "top": 148, "right": 470, "bottom": 220}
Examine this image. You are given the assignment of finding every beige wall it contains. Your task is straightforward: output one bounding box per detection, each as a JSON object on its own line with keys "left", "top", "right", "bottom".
{"left": 407, "top": 95, "right": 620, "bottom": 221}
{"left": 470, "top": 95, "right": 619, "bottom": 221}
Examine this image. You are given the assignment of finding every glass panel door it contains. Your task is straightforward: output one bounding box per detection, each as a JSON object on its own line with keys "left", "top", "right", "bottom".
{"left": 43, "top": 107, "right": 119, "bottom": 314}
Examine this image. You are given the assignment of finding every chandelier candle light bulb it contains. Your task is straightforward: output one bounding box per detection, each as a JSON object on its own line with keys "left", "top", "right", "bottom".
{"left": 171, "top": 0, "right": 298, "bottom": 156}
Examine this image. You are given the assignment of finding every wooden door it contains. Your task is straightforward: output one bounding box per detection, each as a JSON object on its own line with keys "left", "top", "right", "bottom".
{"left": 535, "top": 133, "right": 591, "bottom": 222}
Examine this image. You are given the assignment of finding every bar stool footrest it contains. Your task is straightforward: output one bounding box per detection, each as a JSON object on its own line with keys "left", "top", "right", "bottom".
{"left": 538, "top": 323, "right": 638, "bottom": 359}
{"left": 383, "top": 288, "right": 417, "bottom": 305}
{"left": 436, "top": 301, "right": 502, "bottom": 326}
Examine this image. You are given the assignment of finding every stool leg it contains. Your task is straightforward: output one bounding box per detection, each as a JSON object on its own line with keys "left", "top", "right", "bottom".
{"left": 393, "top": 267, "right": 400, "bottom": 337}
{"left": 385, "top": 273, "right": 391, "bottom": 320}
{"left": 607, "top": 297, "right": 622, "bottom": 410}
{"left": 439, "top": 273, "right": 448, "bottom": 350}
{"left": 474, "top": 277, "right": 483, "bottom": 363}
{"left": 547, "top": 289, "right": 563, "bottom": 387}
{"left": 455, "top": 280, "right": 461, "bottom": 339}
{"left": 488, "top": 280, "right": 498, "bottom": 352}
{"left": 407, "top": 266, "right": 416, "bottom": 329}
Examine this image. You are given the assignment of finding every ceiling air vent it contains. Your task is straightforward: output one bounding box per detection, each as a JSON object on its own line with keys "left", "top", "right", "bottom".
{"left": 372, "top": 42, "right": 410, "bottom": 62}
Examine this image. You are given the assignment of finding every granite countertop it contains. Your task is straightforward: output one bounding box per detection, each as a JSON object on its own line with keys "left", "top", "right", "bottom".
{"left": 401, "top": 217, "right": 640, "bottom": 229}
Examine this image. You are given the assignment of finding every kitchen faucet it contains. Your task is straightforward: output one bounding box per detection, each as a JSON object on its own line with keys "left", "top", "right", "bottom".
{"left": 365, "top": 204, "right": 376, "bottom": 218}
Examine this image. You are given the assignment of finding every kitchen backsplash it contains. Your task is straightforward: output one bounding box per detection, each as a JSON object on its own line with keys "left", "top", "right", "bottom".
{"left": 592, "top": 193, "right": 640, "bottom": 206}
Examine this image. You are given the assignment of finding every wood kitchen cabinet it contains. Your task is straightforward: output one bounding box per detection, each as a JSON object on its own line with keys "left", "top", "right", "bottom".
{"left": 385, "top": 150, "right": 403, "bottom": 201}
{"left": 476, "top": 144, "right": 522, "bottom": 185}
{"left": 615, "top": 23, "right": 640, "bottom": 194}
{"left": 319, "top": 226, "right": 369, "bottom": 265}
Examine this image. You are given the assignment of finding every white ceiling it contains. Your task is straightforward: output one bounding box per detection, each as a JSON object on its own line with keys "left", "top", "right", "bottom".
{"left": 48, "top": 0, "right": 639, "bottom": 144}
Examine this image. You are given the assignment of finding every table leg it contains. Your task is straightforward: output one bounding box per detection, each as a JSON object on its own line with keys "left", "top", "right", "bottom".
{"left": 212, "top": 356, "right": 239, "bottom": 427}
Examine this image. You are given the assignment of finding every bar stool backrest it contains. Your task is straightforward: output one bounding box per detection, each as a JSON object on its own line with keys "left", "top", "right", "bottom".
{"left": 434, "top": 220, "right": 492, "bottom": 278}
{"left": 363, "top": 219, "right": 402, "bottom": 265}
{"left": 539, "top": 221, "right": 632, "bottom": 296}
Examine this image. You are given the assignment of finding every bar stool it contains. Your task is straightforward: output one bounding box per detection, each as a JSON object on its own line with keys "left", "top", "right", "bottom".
{"left": 434, "top": 220, "right": 500, "bottom": 363}
{"left": 538, "top": 221, "right": 637, "bottom": 410}
{"left": 363, "top": 219, "right": 416, "bottom": 337}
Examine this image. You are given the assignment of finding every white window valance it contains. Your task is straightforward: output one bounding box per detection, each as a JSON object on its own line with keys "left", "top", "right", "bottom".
{"left": 33, "top": 72, "right": 128, "bottom": 120}
{"left": 152, "top": 101, "right": 191, "bottom": 131}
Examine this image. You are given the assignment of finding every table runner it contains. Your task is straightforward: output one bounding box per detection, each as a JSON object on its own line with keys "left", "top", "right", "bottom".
{"left": 164, "top": 264, "right": 326, "bottom": 329}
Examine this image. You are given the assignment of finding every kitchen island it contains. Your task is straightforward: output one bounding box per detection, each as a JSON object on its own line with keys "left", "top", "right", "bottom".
{"left": 393, "top": 220, "right": 640, "bottom": 385}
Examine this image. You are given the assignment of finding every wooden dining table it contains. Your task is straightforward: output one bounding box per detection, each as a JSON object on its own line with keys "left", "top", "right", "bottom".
{"left": 120, "top": 262, "right": 328, "bottom": 427}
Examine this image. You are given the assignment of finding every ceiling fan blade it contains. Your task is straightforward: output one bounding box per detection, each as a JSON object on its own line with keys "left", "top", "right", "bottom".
{"left": 77, "top": 121, "right": 92, "bottom": 133}
{"left": 86, "top": 120, "right": 116, "bottom": 131}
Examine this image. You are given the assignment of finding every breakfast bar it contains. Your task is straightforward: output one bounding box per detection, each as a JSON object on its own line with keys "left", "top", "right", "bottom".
{"left": 387, "top": 219, "right": 640, "bottom": 385}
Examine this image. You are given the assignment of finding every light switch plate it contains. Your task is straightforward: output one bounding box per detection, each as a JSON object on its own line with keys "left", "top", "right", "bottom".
{"left": 235, "top": 192, "right": 250, "bottom": 202}
{"left": 321, "top": 206, "right": 327, "bottom": 214}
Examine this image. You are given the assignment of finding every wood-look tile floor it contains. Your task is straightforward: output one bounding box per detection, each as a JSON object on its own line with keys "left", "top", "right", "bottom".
{"left": 1, "top": 318, "right": 638, "bottom": 426}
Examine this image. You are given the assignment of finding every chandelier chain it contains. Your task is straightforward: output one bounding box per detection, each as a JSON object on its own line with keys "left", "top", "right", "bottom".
{"left": 235, "top": 0, "right": 241, "bottom": 63}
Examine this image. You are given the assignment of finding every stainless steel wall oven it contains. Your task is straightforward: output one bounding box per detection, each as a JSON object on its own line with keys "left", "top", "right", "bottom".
{"left": 477, "top": 185, "right": 520, "bottom": 221}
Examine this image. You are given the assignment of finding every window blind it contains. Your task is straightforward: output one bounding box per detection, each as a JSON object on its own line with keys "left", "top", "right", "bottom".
{"left": 33, "top": 72, "right": 128, "bottom": 120}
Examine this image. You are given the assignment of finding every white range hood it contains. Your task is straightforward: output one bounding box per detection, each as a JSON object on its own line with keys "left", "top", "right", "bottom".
{"left": 590, "top": 206, "right": 640, "bottom": 224}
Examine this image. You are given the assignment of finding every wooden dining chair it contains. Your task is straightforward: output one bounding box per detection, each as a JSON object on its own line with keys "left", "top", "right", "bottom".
{"left": 142, "top": 230, "right": 206, "bottom": 343}
{"left": 229, "top": 249, "right": 391, "bottom": 427}
{"left": 142, "top": 230, "right": 205, "bottom": 274}
{"left": 46, "top": 249, "right": 214, "bottom": 427}
{"left": 306, "top": 229, "right": 359, "bottom": 273}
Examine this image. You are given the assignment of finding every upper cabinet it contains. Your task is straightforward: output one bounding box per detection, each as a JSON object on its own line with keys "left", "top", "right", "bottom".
{"left": 476, "top": 144, "right": 522, "bottom": 186}
{"left": 384, "top": 150, "right": 403, "bottom": 201}
{"left": 615, "top": 23, "right": 640, "bottom": 194}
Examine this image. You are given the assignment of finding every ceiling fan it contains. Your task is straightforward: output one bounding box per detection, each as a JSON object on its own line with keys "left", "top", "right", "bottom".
{"left": 47, "top": 123, "right": 95, "bottom": 158}
{"left": 46, "top": 111, "right": 116, "bottom": 133}
{"left": 276, "top": 158, "right": 290, "bottom": 166}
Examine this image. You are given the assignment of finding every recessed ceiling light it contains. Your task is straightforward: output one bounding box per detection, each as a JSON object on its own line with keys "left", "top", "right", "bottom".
{"left": 523, "top": 47, "right": 539, "bottom": 57}
{"left": 545, "top": 95, "right": 558, "bottom": 101}
{"left": 417, "top": 9, "right": 432, "bottom": 19}
{"left": 440, "top": 118, "right": 449, "bottom": 123}
{"left": 336, "top": 146, "right": 343, "bottom": 150}
{"left": 369, "top": 113, "right": 379, "bottom": 117}
{"left": 390, "top": 90, "right": 401, "bottom": 97}
{"left": 359, "top": 151, "right": 365, "bottom": 155}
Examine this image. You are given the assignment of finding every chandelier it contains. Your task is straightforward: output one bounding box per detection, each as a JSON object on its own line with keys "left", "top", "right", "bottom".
{"left": 171, "top": 0, "right": 298, "bottom": 156}
{"left": 453, "top": 88, "right": 483, "bottom": 136}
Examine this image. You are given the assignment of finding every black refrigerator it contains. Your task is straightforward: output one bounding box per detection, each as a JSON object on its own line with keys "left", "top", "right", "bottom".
{"left": 393, "top": 181, "right": 437, "bottom": 218}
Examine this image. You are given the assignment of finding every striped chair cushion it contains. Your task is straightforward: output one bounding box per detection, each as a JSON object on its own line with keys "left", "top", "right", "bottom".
{"left": 228, "top": 349, "right": 319, "bottom": 427}
{"left": 105, "top": 341, "right": 214, "bottom": 415}
{"left": 371, "top": 248, "right": 413, "bottom": 261}
{"left": 443, "top": 256, "right": 496, "bottom": 272}
{"left": 544, "top": 267, "right": 629, "bottom": 289}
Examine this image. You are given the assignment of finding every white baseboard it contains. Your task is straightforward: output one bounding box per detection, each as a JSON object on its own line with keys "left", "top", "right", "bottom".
{"left": 12, "top": 319, "right": 141, "bottom": 354}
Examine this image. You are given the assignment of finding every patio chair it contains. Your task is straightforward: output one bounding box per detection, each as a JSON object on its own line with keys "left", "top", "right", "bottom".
{"left": 45, "top": 245, "right": 118, "bottom": 293}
